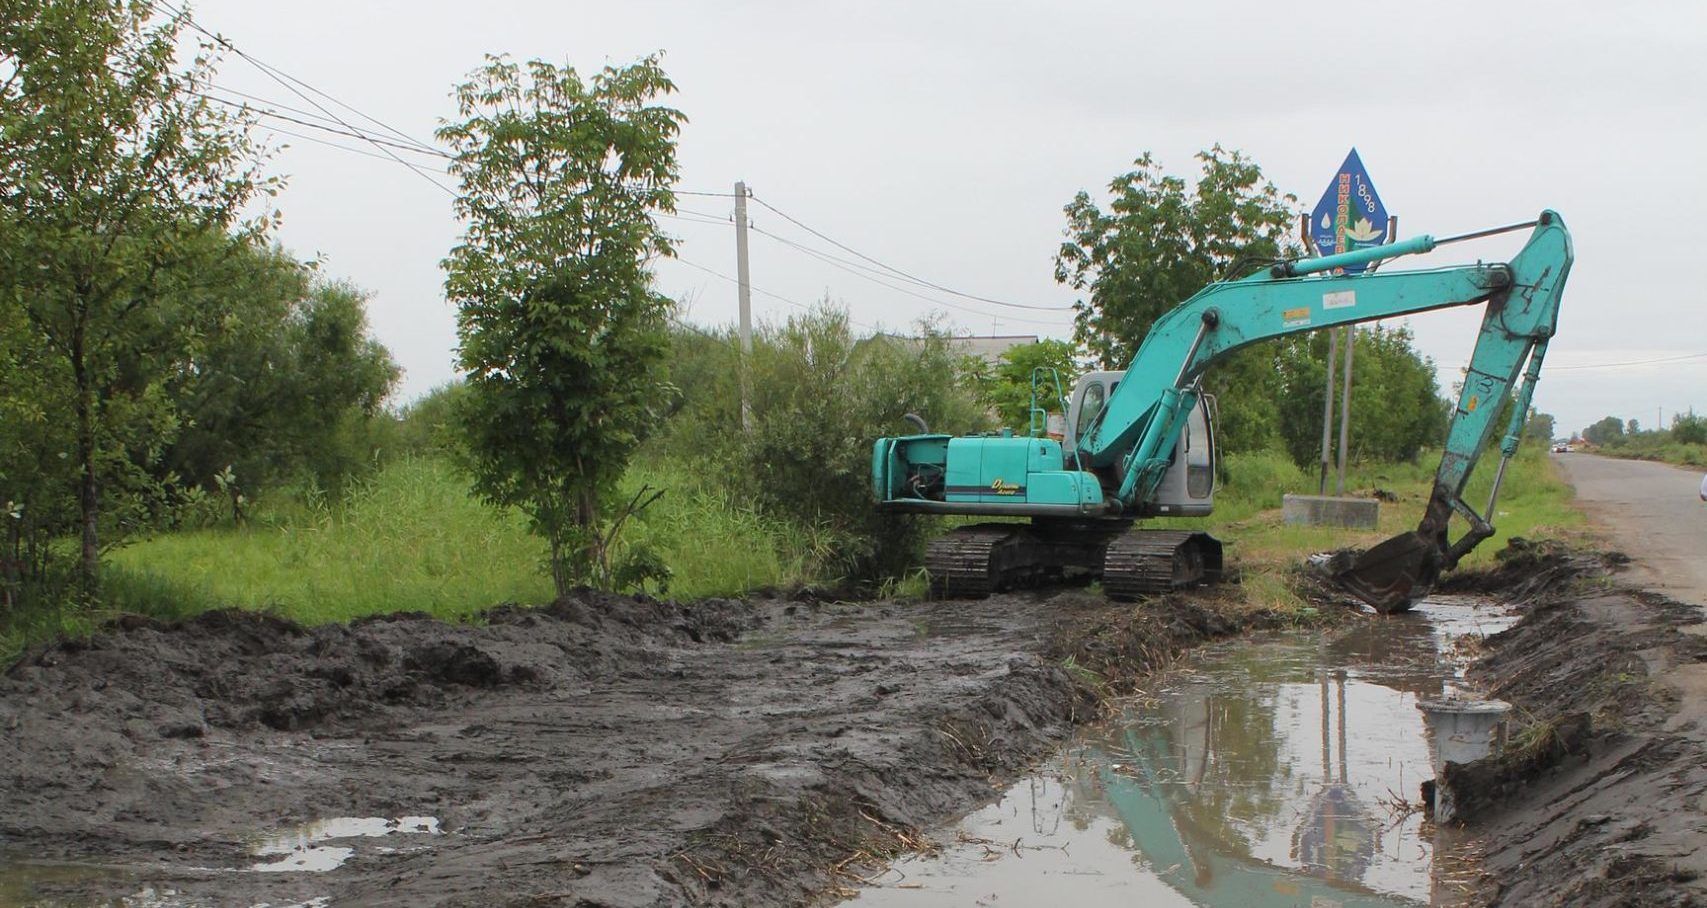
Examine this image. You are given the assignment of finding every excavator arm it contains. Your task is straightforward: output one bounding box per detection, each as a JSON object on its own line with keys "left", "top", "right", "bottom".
{"left": 1078, "top": 212, "right": 1572, "bottom": 609}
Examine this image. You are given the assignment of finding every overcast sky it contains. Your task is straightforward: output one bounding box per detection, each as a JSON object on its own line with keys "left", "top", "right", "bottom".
{"left": 187, "top": 0, "right": 1706, "bottom": 438}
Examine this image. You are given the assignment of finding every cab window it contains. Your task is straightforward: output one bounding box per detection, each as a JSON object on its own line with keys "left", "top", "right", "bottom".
{"left": 1081, "top": 383, "right": 1106, "bottom": 427}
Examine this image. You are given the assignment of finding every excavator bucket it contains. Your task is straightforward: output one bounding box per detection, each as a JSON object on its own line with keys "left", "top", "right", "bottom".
{"left": 1333, "top": 530, "right": 1442, "bottom": 614}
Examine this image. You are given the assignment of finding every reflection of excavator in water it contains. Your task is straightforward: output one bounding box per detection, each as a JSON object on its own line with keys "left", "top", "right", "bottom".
{"left": 872, "top": 212, "right": 1573, "bottom": 611}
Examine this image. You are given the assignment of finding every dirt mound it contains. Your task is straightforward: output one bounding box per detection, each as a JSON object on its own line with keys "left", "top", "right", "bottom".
{"left": 1430, "top": 555, "right": 1707, "bottom": 906}
{"left": 0, "top": 587, "right": 1265, "bottom": 907}
{"left": 5, "top": 590, "right": 758, "bottom": 736}
{"left": 1434, "top": 536, "right": 1627, "bottom": 601}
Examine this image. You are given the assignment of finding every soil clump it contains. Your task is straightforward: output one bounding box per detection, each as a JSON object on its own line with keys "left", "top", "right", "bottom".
{"left": 0, "top": 586, "right": 1270, "bottom": 907}
{"left": 1432, "top": 541, "right": 1707, "bottom": 906}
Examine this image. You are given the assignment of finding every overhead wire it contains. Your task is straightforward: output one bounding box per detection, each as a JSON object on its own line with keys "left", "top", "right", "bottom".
{"left": 672, "top": 257, "right": 880, "bottom": 331}
{"left": 1549, "top": 351, "right": 1707, "bottom": 371}
{"left": 660, "top": 204, "right": 1066, "bottom": 329}
{"left": 745, "top": 192, "right": 1073, "bottom": 312}
{"left": 147, "top": 0, "right": 457, "bottom": 197}
{"left": 198, "top": 91, "right": 451, "bottom": 160}
{"left": 199, "top": 84, "right": 444, "bottom": 156}
{"left": 257, "top": 125, "right": 450, "bottom": 172}
{"left": 748, "top": 223, "right": 1068, "bottom": 328}
{"left": 133, "top": 3, "right": 1045, "bottom": 335}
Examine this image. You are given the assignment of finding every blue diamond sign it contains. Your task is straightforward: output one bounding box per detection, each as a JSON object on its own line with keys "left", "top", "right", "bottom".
{"left": 1310, "top": 148, "right": 1389, "bottom": 274}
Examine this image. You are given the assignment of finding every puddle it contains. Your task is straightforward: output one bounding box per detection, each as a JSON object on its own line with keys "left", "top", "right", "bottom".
{"left": 248, "top": 816, "right": 441, "bottom": 873}
{"left": 0, "top": 816, "right": 440, "bottom": 906}
{"left": 846, "top": 596, "right": 1514, "bottom": 907}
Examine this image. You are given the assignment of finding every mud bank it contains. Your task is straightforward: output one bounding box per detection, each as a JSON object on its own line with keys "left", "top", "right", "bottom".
{"left": 1438, "top": 542, "right": 1707, "bottom": 906}
{"left": 0, "top": 587, "right": 1273, "bottom": 907}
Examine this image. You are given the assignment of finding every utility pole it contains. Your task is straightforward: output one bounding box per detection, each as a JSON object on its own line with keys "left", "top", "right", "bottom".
{"left": 1331, "top": 215, "right": 1398, "bottom": 495}
{"left": 734, "top": 181, "right": 753, "bottom": 430}
{"left": 1336, "top": 326, "right": 1355, "bottom": 495}
{"left": 1305, "top": 211, "right": 1337, "bottom": 495}
{"left": 1318, "top": 329, "right": 1338, "bottom": 495}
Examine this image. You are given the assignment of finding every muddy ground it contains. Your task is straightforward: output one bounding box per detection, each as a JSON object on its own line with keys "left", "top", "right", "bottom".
{"left": 7, "top": 541, "right": 1707, "bottom": 907}
{"left": 1437, "top": 541, "right": 1707, "bottom": 906}
{"left": 0, "top": 587, "right": 1269, "bottom": 907}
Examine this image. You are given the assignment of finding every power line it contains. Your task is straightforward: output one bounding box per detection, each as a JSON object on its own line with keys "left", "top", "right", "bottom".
{"left": 148, "top": 0, "right": 456, "bottom": 197}
{"left": 152, "top": 4, "right": 443, "bottom": 157}
{"left": 659, "top": 211, "right": 735, "bottom": 229}
{"left": 200, "top": 84, "right": 442, "bottom": 155}
{"left": 749, "top": 223, "right": 1068, "bottom": 328}
{"left": 258, "top": 124, "right": 450, "bottom": 173}
{"left": 676, "top": 205, "right": 733, "bottom": 222}
{"left": 1550, "top": 351, "right": 1707, "bottom": 371}
{"left": 746, "top": 192, "right": 1073, "bottom": 312}
{"left": 199, "top": 91, "right": 451, "bottom": 159}
{"left": 672, "top": 257, "right": 879, "bottom": 331}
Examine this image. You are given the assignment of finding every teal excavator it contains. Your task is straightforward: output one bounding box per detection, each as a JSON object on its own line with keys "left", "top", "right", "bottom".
{"left": 871, "top": 212, "right": 1573, "bottom": 612}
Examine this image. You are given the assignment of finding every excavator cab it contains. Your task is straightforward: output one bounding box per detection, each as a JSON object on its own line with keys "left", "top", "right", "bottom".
{"left": 1065, "top": 371, "right": 1216, "bottom": 518}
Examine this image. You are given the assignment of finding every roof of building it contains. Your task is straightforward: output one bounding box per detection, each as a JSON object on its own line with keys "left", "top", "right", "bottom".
{"left": 864, "top": 333, "right": 1039, "bottom": 365}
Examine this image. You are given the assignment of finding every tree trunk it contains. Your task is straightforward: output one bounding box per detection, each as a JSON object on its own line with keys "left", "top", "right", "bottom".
{"left": 75, "top": 334, "right": 100, "bottom": 602}
{"left": 577, "top": 488, "right": 604, "bottom": 589}
{"left": 68, "top": 294, "right": 100, "bottom": 602}
{"left": 547, "top": 533, "right": 570, "bottom": 602}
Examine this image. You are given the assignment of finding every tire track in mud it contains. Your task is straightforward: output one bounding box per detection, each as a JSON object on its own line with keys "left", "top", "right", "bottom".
{"left": 0, "top": 588, "right": 1268, "bottom": 907}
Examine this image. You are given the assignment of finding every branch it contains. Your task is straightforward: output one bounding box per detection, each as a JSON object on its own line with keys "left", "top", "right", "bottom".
{"left": 600, "top": 483, "right": 665, "bottom": 555}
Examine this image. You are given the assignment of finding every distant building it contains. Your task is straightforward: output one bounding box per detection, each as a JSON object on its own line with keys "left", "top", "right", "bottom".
{"left": 861, "top": 333, "right": 1038, "bottom": 366}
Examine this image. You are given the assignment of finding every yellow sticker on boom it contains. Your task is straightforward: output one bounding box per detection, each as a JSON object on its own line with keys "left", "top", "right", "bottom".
{"left": 1282, "top": 307, "right": 1311, "bottom": 327}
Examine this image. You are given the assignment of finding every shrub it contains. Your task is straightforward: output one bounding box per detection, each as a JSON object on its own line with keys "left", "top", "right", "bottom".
{"left": 706, "top": 306, "right": 991, "bottom": 584}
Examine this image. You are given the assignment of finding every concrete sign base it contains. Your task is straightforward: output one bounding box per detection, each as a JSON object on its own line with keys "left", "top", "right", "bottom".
{"left": 1282, "top": 494, "right": 1379, "bottom": 529}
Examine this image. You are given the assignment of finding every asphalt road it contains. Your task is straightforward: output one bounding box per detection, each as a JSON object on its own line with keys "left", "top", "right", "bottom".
{"left": 1555, "top": 453, "right": 1707, "bottom": 607}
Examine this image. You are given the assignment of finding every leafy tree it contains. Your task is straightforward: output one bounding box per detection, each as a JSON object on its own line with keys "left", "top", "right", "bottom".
{"left": 1272, "top": 326, "right": 1449, "bottom": 467}
{"left": 1673, "top": 413, "right": 1707, "bottom": 446}
{"left": 439, "top": 54, "right": 684, "bottom": 598}
{"left": 161, "top": 248, "right": 399, "bottom": 504}
{"left": 391, "top": 381, "right": 472, "bottom": 458}
{"left": 1055, "top": 146, "right": 1298, "bottom": 366}
{"left": 978, "top": 339, "right": 1081, "bottom": 431}
{"left": 0, "top": 292, "right": 76, "bottom": 595}
{"left": 1524, "top": 410, "right": 1556, "bottom": 443}
{"left": 0, "top": 1, "right": 277, "bottom": 595}
{"left": 1582, "top": 416, "right": 1625, "bottom": 446}
{"left": 1626, "top": 418, "right": 1640, "bottom": 437}
{"left": 1054, "top": 147, "right": 1299, "bottom": 454}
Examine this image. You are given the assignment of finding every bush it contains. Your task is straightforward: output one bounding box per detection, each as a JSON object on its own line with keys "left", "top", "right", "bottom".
{"left": 675, "top": 306, "right": 991, "bottom": 585}
{"left": 1674, "top": 414, "right": 1707, "bottom": 446}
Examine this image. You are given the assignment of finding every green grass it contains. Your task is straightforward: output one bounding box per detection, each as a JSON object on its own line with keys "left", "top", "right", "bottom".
{"left": 1593, "top": 439, "right": 1707, "bottom": 469}
{"left": 1147, "top": 445, "right": 1583, "bottom": 613}
{"left": 98, "top": 455, "right": 818, "bottom": 627}
{"left": 105, "top": 457, "right": 553, "bottom": 625}
{"left": 3, "top": 441, "right": 1584, "bottom": 661}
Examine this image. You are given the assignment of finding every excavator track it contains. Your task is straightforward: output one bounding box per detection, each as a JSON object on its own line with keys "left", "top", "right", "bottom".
{"left": 924, "top": 524, "right": 1019, "bottom": 598}
{"left": 925, "top": 523, "right": 1220, "bottom": 601}
{"left": 1100, "top": 530, "right": 1224, "bottom": 602}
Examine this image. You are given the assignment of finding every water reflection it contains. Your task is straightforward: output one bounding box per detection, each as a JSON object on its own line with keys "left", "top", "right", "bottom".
{"left": 850, "top": 597, "right": 1514, "bottom": 907}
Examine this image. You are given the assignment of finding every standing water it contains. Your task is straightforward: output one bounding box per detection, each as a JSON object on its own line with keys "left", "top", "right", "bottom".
{"left": 846, "top": 596, "right": 1516, "bottom": 907}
